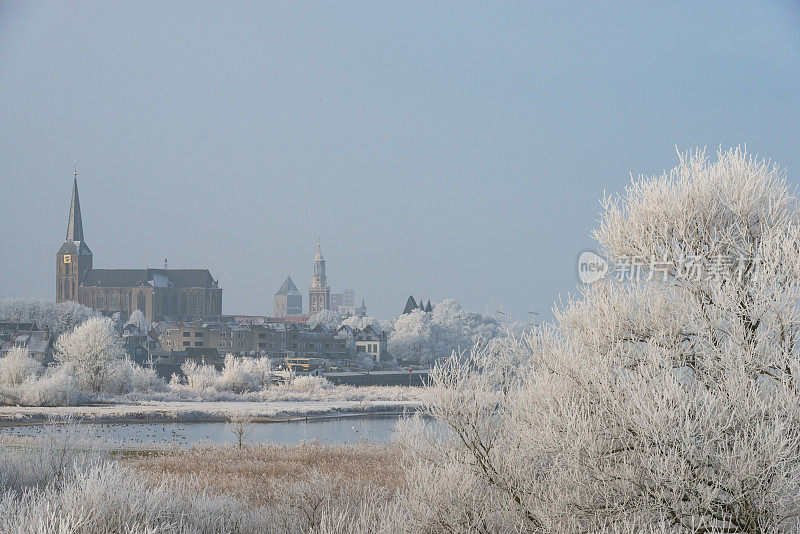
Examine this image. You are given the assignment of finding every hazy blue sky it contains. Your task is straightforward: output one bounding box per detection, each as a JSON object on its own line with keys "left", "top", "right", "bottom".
{"left": 1, "top": 1, "right": 799, "bottom": 321}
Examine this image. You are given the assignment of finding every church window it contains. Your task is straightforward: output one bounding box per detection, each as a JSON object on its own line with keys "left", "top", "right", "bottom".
{"left": 82, "top": 291, "right": 91, "bottom": 306}
{"left": 137, "top": 292, "right": 145, "bottom": 312}
{"left": 181, "top": 293, "right": 188, "bottom": 315}
{"left": 96, "top": 290, "right": 103, "bottom": 308}
{"left": 110, "top": 292, "right": 119, "bottom": 309}
{"left": 58, "top": 281, "right": 63, "bottom": 300}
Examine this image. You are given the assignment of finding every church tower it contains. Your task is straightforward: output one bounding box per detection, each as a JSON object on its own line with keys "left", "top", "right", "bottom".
{"left": 308, "top": 243, "right": 331, "bottom": 314}
{"left": 56, "top": 168, "right": 93, "bottom": 303}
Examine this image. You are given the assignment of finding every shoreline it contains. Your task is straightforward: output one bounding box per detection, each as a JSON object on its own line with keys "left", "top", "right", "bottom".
{"left": 0, "top": 400, "right": 422, "bottom": 426}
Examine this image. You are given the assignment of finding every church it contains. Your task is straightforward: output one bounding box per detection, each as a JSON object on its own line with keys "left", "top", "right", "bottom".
{"left": 56, "top": 171, "right": 222, "bottom": 322}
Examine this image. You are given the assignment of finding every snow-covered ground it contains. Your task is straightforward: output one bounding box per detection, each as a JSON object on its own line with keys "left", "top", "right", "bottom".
{"left": 0, "top": 399, "right": 422, "bottom": 424}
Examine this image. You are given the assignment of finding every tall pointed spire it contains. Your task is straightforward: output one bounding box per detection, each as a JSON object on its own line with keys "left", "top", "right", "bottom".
{"left": 66, "top": 165, "right": 84, "bottom": 242}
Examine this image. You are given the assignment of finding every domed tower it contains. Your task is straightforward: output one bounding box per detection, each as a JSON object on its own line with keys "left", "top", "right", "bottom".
{"left": 56, "top": 167, "right": 93, "bottom": 303}
{"left": 308, "top": 243, "right": 331, "bottom": 314}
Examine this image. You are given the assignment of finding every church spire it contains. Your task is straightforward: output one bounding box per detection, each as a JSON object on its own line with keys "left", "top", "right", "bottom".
{"left": 66, "top": 164, "right": 84, "bottom": 242}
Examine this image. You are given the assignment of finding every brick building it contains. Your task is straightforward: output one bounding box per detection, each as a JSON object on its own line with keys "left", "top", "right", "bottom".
{"left": 55, "top": 171, "right": 222, "bottom": 322}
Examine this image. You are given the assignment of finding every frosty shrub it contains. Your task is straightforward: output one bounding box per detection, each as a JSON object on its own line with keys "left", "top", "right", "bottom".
{"left": 128, "top": 362, "right": 168, "bottom": 393}
{"left": 0, "top": 346, "right": 42, "bottom": 386}
{"left": 180, "top": 359, "right": 220, "bottom": 391}
{"left": 394, "top": 148, "right": 800, "bottom": 532}
{"left": 216, "top": 354, "right": 263, "bottom": 393}
{"left": 54, "top": 316, "right": 126, "bottom": 393}
{"left": 289, "top": 374, "right": 332, "bottom": 392}
{"left": 18, "top": 365, "right": 86, "bottom": 406}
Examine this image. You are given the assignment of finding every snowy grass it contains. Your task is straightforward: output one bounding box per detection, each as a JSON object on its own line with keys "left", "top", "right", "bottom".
{"left": 0, "top": 432, "right": 401, "bottom": 533}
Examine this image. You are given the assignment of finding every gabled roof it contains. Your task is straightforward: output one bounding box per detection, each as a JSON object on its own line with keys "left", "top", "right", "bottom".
{"left": 402, "top": 295, "right": 418, "bottom": 315}
{"left": 275, "top": 275, "right": 300, "bottom": 296}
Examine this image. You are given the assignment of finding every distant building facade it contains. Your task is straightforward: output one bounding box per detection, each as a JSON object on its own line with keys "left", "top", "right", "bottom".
{"left": 273, "top": 275, "right": 303, "bottom": 317}
{"left": 158, "top": 320, "right": 347, "bottom": 360}
{"left": 56, "top": 171, "right": 222, "bottom": 322}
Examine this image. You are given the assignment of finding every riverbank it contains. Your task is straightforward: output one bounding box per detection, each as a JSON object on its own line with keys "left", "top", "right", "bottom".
{"left": 0, "top": 399, "right": 422, "bottom": 425}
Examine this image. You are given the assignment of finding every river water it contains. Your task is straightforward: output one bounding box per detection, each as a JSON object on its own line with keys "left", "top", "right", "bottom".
{"left": 0, "top": 415, "right": 407, "bottom": 448}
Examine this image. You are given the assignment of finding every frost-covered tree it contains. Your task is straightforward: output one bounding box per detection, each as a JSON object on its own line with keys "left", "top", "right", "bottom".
{"left": 396, "top": 148, "right": 800, "bottom": 532}
{"left": 389, "top": 300, "right": 501, "bottom": 365}
{"left": 0, "top": 346, "right": 42, "bottom": 386}
{"left": 54, "top": 316, "right": 125, "bottom": 393}
{"left": 306, "top": 309, "right": 341, "bottom": 331}
{"left": 180, "top": 360, "right": 219, "bottom": 391}
{"left": 216, "top": 354, "right": 260, "bottom": 393}
{"left": 0, "top": 299, "right": 98, "bottom": 336}
{"left": 125, "top": 309, "right": 150, "bottom": 333}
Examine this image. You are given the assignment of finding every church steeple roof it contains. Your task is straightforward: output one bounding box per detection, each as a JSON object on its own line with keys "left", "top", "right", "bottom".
{"left": 403, "top": 295, "right": 418, "bottom": 315}
{"left": 66, "top": 171, "right": 85, "bottom": 242}
{"left": 276, "top": 274, "right": 300, "bottom": 296}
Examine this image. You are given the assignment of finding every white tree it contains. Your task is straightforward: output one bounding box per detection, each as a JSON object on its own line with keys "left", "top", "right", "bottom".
{"left": 306, "top": 309, "right": 341, "bottom": 331}
{"left": 54, "top": 316, "right": 125, "bottom": 393}
{"left": 216, "top": 354, "right": 260, "bottom": 393}
{"left": 0, "top": 298, "right": 98, "bottom": 336}
{"left": 0, "top": 346, "right": 42, "bottom": 386}
{"left": 389, "top": 300, "right": 501, "bottom": 365}
{"left": 180, "top": 360, "right": 219, "bottom": 391}
{"left": 125, "top": 309, "right": 150, "bottom": 333}
{"left": 394, "top": 148, "right": 800, "bottom": 532}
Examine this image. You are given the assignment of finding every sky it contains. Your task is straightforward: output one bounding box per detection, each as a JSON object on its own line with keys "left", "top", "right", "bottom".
{"left": 1, "top": 1, "right": 799, "bottom": 322}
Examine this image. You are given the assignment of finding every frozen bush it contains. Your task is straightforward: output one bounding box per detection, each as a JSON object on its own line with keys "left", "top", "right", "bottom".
{"left": 216, "top": 354, "right": 260, "bottom": 393}
{"left": 18, "top": 365, "right": 86, "bottom": 406}
{"left": 0, "top": 346, "right": 42, "bottom": 386}
{"left": 180, "top": 359, "right": 220, "bottom": 391}
{"left": 289, "top": 375, "right": 332, "bottom": 392}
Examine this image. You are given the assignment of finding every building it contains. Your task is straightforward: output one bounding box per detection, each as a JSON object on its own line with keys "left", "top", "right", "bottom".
{"left": 0, "top": 330, "right": 53, "bottom": 362}
{"left": 335, "top": 288, "right": 357, "bottom": 315}
{"left": 158, "top": 320, "right": 348, "bottom": 360}
{"left": 273, "top": 275, "right": 303, "bottom": 317}
{"left": 308, "top": 244, "right": 331, "bottom": 314}
{"left": 354, "top": 324, "right": 388, "bottom": 362}
{"left": 56, "top": 171, "right": 222, "bottom": 322}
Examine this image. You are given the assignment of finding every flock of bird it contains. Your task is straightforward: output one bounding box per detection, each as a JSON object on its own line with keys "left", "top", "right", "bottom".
{"left": 0, "top": 418, "right": 395, "bottom": 448}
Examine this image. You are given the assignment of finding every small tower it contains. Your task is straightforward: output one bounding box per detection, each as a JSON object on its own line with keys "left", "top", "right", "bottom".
{"left": 308, "top": 243, "right": 331, "bottom": 314}
{"left": 402, "top": 294, "right": 418, "bottom": 315}
{"left": 274, "top": 274, "right": 303, "bottom": 317}
{"left": 356, "top": 296, "right": 367, "bottom": 317}
{"left": 56, "top": 165, "right": 93, "bottom": 303}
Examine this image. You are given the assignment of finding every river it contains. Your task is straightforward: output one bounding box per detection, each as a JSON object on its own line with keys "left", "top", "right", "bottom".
{"left": 0, "top": 415, "right": 407, "bottom": 448}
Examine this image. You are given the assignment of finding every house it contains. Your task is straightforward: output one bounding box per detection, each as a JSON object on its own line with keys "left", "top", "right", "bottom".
{"left": 0, "top": 330, "right": 54, "bottom": 363}
{"left": 354, "top": 324, "right": 389, "bottom": 362}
